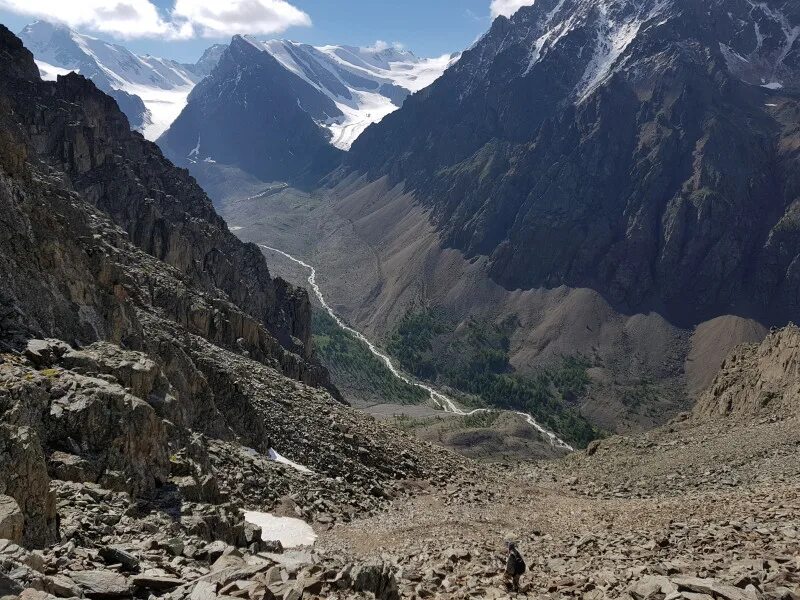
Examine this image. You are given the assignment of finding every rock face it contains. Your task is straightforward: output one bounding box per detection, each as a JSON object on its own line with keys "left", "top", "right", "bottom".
{"left": 694, "top": 325, "right": 800, "bottom": 420}
{"left": 0, "top": 424, "right": 57, "bottom": 547}
{"left": 159, "top": 35, "right": 343, "bottom": 186}
{"left": 0, "top": 23, "right": 327, "bottom": 387}
{"left": 348, "top": 0, "right": 800, "bottom": 328}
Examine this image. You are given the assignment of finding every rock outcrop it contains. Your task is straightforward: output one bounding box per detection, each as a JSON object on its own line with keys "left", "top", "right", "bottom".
{"left": 694, "top": 325, "right": 800, "bottom": 420}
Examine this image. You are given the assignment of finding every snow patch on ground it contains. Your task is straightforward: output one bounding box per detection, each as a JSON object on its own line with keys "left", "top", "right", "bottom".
{"left": 576, "top": 0, "right": 670, "bottom": 101}
{"left": 243, "top": 512, "right": 317, "bottom": 548}
{"left": 268, "top": 448, "right": 313, "bottom": 474}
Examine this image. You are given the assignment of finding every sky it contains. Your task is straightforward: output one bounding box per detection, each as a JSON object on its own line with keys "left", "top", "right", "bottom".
{"left": 0, "top": 0, "right": 534, "bottom": 63}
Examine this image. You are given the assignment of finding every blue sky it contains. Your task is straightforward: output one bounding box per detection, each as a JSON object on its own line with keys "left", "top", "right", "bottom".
{"left": 0, "top": 0, "right": 511, "bottom": 63}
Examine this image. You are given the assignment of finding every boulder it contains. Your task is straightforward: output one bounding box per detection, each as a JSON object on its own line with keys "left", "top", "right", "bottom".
{"left": 0, "top": 570, "right": 23, "bottom": 597}
{"left": 190, "top": 580, "right": 219, "bottom": 600}
{"left": 0, "top": 495, "right": 23, "bottom": 543}
{"left": 350, "top": 563, "right": 400, "bottom": 600}
{"left": 0, "top": 424, "right": 57, "bottom": 547}
{"left": 45, "top": 574, "right": 82, "bottom": 598}
{"left": 629, "top": 575, "right": 678, "bottom": 600}
{"left": 98, "top": 545, "right": 140, "bottom": 572}
{"left": 45, "top": 372, "right": 170, "bottom": 497}
{"left": 18, "top": 589, "right": 57, "bottom": 600}
{"left": 672, "top": 576, "right": 752, "bottom": 600}
{"left": 48, "top": 451, "right": 100, "bottom": 484}
{"left": 131, "top": 575, "right": 184, "bottom": 591}
{"left": 23, "top": 340, "right": 71, "bottom": 368}
{"left": 69, "top": 570, "right": 131, "bottom": 599}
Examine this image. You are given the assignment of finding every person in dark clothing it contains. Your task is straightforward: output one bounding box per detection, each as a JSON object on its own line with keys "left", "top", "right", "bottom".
{"left": 505, "top": 541, "right": 526, "bottom": 592}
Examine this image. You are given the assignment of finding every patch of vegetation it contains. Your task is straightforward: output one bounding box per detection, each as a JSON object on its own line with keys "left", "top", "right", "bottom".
{"left": 461, "top": 410, "right": 501, "bottom": 429}
{"left": 387, "top": 309, "right": 602, "bottom": 448}
{"left": 620, "top": 380, "right": 659, "bottom": 409}
{"left": 312, "top": 310, "right": 427, "bottom": 406}
{"left": 390, "top": 414, "right": 444, "bottom": 432}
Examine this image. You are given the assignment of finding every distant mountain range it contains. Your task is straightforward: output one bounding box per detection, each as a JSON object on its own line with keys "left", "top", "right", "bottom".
{"left": 18, "top": 20, "right": 225, "bottom": 139}
{"left": 214, "top": 0, "right": 800, "bottom": 434}
{"left": 17, "top": 19, "right": 456, "bottom": 164}
{"left": 158, "top": 35, "right": 457, "bottom": 181}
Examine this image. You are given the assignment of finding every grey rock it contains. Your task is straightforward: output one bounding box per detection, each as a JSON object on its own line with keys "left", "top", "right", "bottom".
{"left": 98, "top": 546, "right": 139, "bottom": 572}
{"left": 131, "top": 575, "right": 184, "bottom": 591}
{"left": 69, "top": 570, "right": 131, "bottom": 599}
{"left": 672, "top": 576, "right": 753, "bottom": 600}
{"left": 0, "top": 495, "right": 23, "bottom": 543}
{"left": 190, "top": 581, "right": 218, "bottom": 600}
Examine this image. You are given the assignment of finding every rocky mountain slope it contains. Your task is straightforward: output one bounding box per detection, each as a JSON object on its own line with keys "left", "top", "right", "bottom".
{"left": 0, "top": 25, "right": 471, "bottom": 599}
{"left": 0, "top": 11, "right": 798, "bottom": 600}
{"left": 18, "top": 20, "right": 219, "bottom": 139}
{"left": 319, "top": 328, "right": 800, "bottom": 599}
{"left": 348, "top": 0, "right": 800, "bottom": 326}
{"left": 158, "top": 36, "right": 454, "bottom": 184}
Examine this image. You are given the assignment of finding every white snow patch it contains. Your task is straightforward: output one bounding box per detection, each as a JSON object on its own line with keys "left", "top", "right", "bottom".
{"left": 268, "top": 448, "right": 313, "bottom": 474}
{"left": 762, "top": 81, "right": 784, "bottom": 89}
{"left": 243, "top": 512, "right": 317, "bottom": 548}
{"left": 229, "top": 226, "right": 244, "bottom": 231}
{"left": 188, "top": 135, "right": 201, "bottom": 159}
{"left": 576, "top": 0, "right": 670, "bottom": 101}
{"left": 34, "top": 59, "right": 75, "bottom": 81}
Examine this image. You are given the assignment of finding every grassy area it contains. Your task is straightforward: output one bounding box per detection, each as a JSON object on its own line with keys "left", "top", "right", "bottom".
{"left": 387, "top": 310, "right": 601, "bottom": 447}
{"left": 312, "top": 310, "right": 427, "bottom": 406}
{"left": 390, "top": 411, "right": 500, "bottom": 433}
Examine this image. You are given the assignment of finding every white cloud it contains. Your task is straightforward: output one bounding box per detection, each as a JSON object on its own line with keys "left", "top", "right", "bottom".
{"left": 490, "top": 0, "right": 536, "bottom": 19}
{"left": 172, "top": 0, "right": 311, "bottom": 38}
{"left": 0, "top": 0, "right": 311, "bottom": 39}
{"left": 0, "top": 0, "right": 173, "bottom": 38}
{"left": 360, "top": 40, "right": 405, "bottom": 53}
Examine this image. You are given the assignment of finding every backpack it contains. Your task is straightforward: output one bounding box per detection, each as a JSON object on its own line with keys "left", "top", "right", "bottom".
{"left": 511, "top": 549, "right": 526, "bottom": 575}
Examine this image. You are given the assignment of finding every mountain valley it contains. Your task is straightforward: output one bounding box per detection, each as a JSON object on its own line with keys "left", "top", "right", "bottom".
{"left": 0, "top": 1, "right": 799, "bottom": 598}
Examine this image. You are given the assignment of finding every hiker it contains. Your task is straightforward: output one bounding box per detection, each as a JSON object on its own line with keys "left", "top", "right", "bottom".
{"left": 504, "top": 541, "right": 526, "bottom": 592}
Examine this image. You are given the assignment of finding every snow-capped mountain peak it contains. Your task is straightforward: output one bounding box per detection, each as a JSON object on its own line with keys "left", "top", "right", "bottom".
{"left": 18, "top": 20, "right": 218, "bottom": 140}
{"left": 244, "top": 37, "right": 459, "bottom": 150}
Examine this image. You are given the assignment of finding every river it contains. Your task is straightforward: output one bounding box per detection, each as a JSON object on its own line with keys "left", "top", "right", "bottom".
{"left": 259, "top": 244, "right": 574, "bottom": 452}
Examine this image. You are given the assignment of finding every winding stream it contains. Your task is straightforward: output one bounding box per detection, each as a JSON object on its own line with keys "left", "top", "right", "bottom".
{"left": 259, "top": 244, "right": 574, "bottom": 452}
